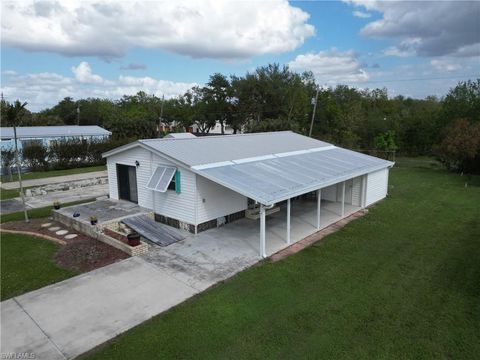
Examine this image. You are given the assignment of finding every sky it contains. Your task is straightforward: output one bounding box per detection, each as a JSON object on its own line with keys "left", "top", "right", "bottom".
{"left": 1, "top": 0, "right": 479, "bottom": 112}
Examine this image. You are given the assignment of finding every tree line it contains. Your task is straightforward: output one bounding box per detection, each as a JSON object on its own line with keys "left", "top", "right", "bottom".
{"left": 1, "top": 64, "right": 479, "bottom": 173}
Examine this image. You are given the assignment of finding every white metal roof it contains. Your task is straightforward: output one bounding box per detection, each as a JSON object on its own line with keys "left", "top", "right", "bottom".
{"left": 0, "top": 126, "right": 111, "bottom": 140}
{"left": 163, "top": 132, "right": 196, "bottom": 139}
{"left": 197, "top": 147, "right": 392, "bottom": 205}
{"left": 103, "top": 131, "right": 393, "bottom": 205}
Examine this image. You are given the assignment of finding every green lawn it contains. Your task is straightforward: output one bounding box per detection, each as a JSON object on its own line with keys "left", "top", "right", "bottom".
{"left": 0, "top": 198, "right": 97, "bottom": 224}
{"left": 1, "top": 187, "right": 35, "bottom": 201}
{"left": 0, "top": 165, "right": 106, "bottom": 183}
{"left": 0, "top": 233, "right": 78, "bottom": 300}
{"left": 87, "top": 159, "right": 480, "bottom": 359}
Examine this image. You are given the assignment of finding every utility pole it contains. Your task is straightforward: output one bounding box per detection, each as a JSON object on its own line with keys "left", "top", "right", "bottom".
{"left": 13, "top": 121, "right": 29, "bottom": 222}
{"left": 76, "top": 105, "right": 81, "bottom": 125}
{"left": 309, "top": 87, "right": 320, "bottom": 137}
{"left": 158, "top": 95, "right": 165, "bottom": 137}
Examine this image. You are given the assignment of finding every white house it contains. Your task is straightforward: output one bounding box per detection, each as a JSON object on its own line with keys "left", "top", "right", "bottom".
{"left": 103, "top": 131, "right": 394, "bottom": 257}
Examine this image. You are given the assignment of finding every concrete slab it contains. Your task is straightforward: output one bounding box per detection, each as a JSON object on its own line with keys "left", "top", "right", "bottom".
{"left": 0, "top": 198, "right": 24, "bottom": 215}
{"left": 1, "top": 299, "right": 64, "bottom": 360}
{"left": 13, "top": 257, "right": 198, "bottom": 359}
{"left": 1, "top": 170, "right": 108, "bottom": 190}
{"left": 54, "top": 198, "right": 148, "bottom": 225}
{"left": 25, "top": 184, "right": 108, "bottom": 208}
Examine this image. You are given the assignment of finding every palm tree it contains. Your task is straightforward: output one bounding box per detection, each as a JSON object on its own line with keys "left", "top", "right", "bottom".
{"left": 4, "top": 100, "right": 29, "bottom": 221}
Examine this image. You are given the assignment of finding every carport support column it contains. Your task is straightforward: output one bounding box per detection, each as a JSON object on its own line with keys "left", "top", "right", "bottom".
{"left": 286, "top": 198, "right": 291, "bottom": 244}
{"left": 341, "top": 181, "right": 345, "bottom": 218}
{"left": 317, "top": 189, "right": 322, "bottom": 230}
{"left": 260, "top": 205, "right": 266, "bottom": 258}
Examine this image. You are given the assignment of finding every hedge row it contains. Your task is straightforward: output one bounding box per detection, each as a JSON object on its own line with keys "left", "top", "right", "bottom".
{"left": 1, "top": 138, "right": 130, "bottom": 171}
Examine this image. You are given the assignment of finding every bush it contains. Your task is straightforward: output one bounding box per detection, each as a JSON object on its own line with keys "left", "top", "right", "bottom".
{"left": 1, "top": 148, "right": 16, "bottom": 179}
{"left": 22, "top": 143, "right": 49, "bottom": 170}
{"left": 435, "top": 119, "right": 480, "bottom": 174}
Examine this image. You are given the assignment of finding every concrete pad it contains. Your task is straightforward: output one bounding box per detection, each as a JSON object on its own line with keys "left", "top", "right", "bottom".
{"left": 55, "top": 230, "right": 68, "bottom": 236}
{"left": 25, "top": 184, "right": 108, "bottom": 209}
{"left": 14, "top": 257, "right": 198, "bottom": 359}
{"left": 48, "top": 227, "right": 60, "bottom": 232}
{"left": 1, "top": 299, "right": 64, "bottom": 360}
{"left": 0, "top": 198, "right": 26, "bottom": 215}
{"left": 1, "top": 170, "right": 108, "bottom": 190}
{"left": 64, "top": 234, "right": 77, "bottom": 239}
{"left": 41, "top": 223, "right": 52, "bottom": 227}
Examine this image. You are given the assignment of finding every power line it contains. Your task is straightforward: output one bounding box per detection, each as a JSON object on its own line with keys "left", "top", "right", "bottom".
{"left": 357, "top": 74, "right": 479, "bottom": 84}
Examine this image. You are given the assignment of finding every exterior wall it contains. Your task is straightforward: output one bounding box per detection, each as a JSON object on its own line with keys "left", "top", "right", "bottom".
{"left": 322, "top": 184, "right": 337, "bottom": 202}
{"left": 195, "top": 175, "right": 248, "bottom": 224}
{"left": 106, "top": 147, "right": 197, "bottom": 224}
{"left": 365, "top": 168, "right": 389, "bottom": 206}
{"left": 351, "top": 176, "right": 363, "bottom": 207}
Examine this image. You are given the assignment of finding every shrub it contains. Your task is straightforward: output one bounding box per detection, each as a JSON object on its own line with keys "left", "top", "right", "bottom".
{"left": 22, "top": 143, "right": 49, "bottom": 170}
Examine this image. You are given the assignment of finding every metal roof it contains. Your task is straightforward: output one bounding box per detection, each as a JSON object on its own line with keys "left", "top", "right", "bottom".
{"left": 139, "top": 131, "right": 331, "bottom": 166}
{"left": 103, "top": 131, "right": 393, "bottom": 205}
{"left": 163, "top": 132, "right": 196, "bottom": 139}
{"left": 0, "top": 126, "right": 111, "bottom": 140}
{"left": 196, "top": 147, "right": 393, "bottom": 205}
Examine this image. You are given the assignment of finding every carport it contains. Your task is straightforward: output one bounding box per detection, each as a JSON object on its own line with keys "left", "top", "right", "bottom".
{"left": 195, "top": 146, "right": 389, "bottom": 258}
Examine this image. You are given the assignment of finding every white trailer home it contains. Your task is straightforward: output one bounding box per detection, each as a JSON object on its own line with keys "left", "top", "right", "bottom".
{"left": 103, "top": 131, "right": 393, "bottom": 257}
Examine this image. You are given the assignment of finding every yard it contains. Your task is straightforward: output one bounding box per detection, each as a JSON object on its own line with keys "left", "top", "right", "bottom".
{"left": 0, "top": 233, "right": 77, "bottom": 300}
{"left": 85, "top": 159, "right": 480, "bottom": 359}
{"left": 0, "top": 165, "right": 106, "bottom": 183}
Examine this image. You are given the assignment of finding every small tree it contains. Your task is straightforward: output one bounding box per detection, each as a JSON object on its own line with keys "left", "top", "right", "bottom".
{"left": 435, "top": 119, "right": 480, "bottom": 173}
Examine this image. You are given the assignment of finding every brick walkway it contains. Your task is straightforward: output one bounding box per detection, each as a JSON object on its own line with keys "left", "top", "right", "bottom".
{"left": 270, "top": 209, "right": 368, "bottom": 262}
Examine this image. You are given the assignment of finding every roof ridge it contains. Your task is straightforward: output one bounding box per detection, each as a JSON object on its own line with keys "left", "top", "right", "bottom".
{"left": 141, "top": 130, "right": 295, "bottom": 142}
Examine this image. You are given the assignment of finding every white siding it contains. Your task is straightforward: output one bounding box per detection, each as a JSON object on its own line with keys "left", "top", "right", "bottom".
{"left": 196, "top": 175, "right": 248, "bottom": 224}
{"left": 107, "top": 146, "right": 152, "bottom": 201}
{"left": 322, "top": 184, "right": 337, "bottom": 202}
{"left": 106, "top": 146, "right": 196, "bottom": 224}
{"left": 365, "top": 168, "right": 389, "bottom": 206}
{"left": 351, "top": 176, "right": 362, "bottom": 207}
{"left": 150, "top": 154, "right": 196, "bottom": 224}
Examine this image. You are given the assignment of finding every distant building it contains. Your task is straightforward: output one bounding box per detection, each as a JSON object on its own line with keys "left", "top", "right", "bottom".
{"left": 0, "top": 125, "right": 111, "bottom": 151}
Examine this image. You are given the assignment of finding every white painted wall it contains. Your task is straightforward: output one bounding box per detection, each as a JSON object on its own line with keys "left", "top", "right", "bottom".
{"left": 322, "top": 184, "right": 337, "bottom": 202}
{"left": 106, "top": 146, "right": 196, "bottom": 224}
{"left": 351, "top": 176, "right": 362, "bottom": 207}
{"left": 365, "top": 168, "right": 389, "bottom": 206}
{"left": 195, "top": 175, "right": 248, "bottom": 224}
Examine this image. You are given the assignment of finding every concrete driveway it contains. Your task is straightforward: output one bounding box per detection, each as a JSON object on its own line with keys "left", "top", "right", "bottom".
{"left": 1, "top": 257, "right": 198, "bottom": 360}
{"left": 1, "top": 237, "right": 260, "bottom": 360}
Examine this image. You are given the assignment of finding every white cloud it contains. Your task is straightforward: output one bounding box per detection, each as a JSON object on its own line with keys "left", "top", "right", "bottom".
{"left": 346, "top": 0, "right": 480, "bottom": 58}
{"left": 353, "top": 10, "right": 371, "bottom": 18}
{"left": 430, "top": 59, "right": 462, "bottom": 72}
{"left": 1, "top": 62, "right": 197, "bottom": 111}
{"left": 71, "top": 62, "right": 105, "bottom": 84}
{"left": 289, "top": 49, "right": 369, "bottom": 85}
{"left": 1, "top": 0, "right": 315, "bottom": 60}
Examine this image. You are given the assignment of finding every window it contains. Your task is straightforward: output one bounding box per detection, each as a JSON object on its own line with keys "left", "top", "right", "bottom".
{"left": 146, "top": 166, "right": 176, "bottom": 192}
{"left": 168, "top": 176, "right": 176, "bottom": 191}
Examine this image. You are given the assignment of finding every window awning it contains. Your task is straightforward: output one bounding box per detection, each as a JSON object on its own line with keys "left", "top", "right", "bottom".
{"left": 146, "top": 166, "right": 176, "bottom": 192}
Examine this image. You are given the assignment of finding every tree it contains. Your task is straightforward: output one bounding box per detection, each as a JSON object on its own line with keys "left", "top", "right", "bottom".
{"left": 435, "top": 119, "right": 480, "bottom": 173}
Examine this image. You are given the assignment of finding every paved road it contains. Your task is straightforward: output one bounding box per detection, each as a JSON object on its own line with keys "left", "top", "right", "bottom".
{"left": 1, "top": 170, "right": 108, "bottom": 190}
{"left": 1, "top": 227, "right": 260, "bottom": 359}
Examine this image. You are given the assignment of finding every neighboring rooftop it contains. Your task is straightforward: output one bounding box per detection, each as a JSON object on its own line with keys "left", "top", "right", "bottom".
{"left": 0, "top": 125, "right": 111, "bottom": 140}
{"left": 163, "top": 132, "right": 196, "bottom": 139}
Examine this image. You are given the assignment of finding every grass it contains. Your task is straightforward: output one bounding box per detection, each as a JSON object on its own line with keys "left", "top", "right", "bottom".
{"left": 0, "top": 198, "right": 96, "bottom": 224}
{"left": 0, "top": 165, "right": 106, "bottom": 184}
{"left": 0, "top": 233, "right": 78, "bottom": 300}
{"left": 86, "top": 158, "right": 480, "bottom": 359}
{"left": 1, "top": 187, "right": 35, "bottom": 201}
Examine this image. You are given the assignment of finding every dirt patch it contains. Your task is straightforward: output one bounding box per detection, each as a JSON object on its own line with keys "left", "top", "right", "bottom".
{"left": 1, "top": 218, "right": 129, "bottom": 272}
